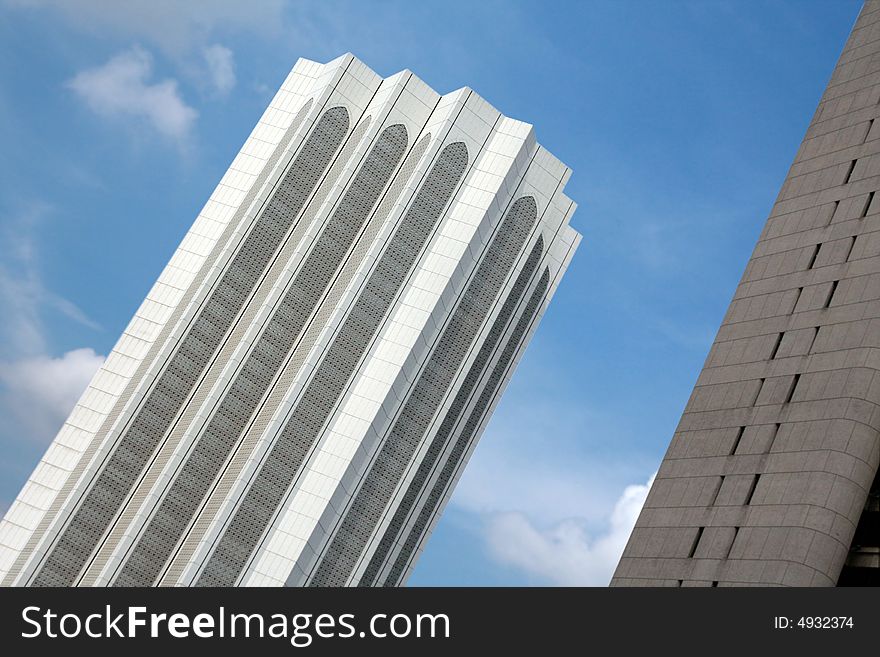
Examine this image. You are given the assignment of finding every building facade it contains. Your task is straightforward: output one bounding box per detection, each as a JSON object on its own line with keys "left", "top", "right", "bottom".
{"left": 0, "top": 54, "right": 579, "bottom": 587}
{"left": 613, "top": 2, "right": 880, "bottom": 587}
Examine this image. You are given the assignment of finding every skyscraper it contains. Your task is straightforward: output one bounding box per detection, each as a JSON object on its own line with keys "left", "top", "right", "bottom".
{"left": 614, "top": 2, "right": 880, "bottom": 587}
{"left": 0, "top": 54, "right": 579, "bottom": 587}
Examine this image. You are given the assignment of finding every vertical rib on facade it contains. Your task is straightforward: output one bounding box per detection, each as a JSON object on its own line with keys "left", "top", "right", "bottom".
{"left": 308, "top": 195, "right": 540, "bottom": 586}
{"left": 32, "top": 105, "right": 352, "bottom": 588}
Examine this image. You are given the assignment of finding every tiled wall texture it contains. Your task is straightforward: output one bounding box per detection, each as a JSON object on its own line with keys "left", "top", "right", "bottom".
{"left": 613, "top": 1, "right": 880, "bottom": 587}
{"left": 0, "top": 54, "right": 580, "bottom": 587}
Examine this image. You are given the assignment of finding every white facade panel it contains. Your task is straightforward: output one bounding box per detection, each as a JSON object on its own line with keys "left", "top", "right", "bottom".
{"left": 0, "top": 54, "right": 580, "bottom": 587}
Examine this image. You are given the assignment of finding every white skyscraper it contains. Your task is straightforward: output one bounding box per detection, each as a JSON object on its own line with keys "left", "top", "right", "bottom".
{"left": 0, "top": 54, "right": 579, "bottom": 587}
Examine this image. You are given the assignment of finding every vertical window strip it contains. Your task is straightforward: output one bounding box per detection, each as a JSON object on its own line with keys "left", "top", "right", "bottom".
{"left": 112, "top": 124, "right": 409, "bottom": 587}
{"left": 194, "top": 141, "right": 470, "bottom": 587}
{"left": 359, "top": 236, "right": 544, "bottom": 586}
{"left": 309, "top": 197, "right": 539, "bottom": 586}
{"left": 31, "top": 106, "right": 351, "bottom": 587}
{"left": 383, "top": 269, "right": 551, "bottom": 586}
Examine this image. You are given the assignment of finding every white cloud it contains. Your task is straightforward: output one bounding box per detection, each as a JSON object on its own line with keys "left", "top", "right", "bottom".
{"left": 67, "top": 47, "right": 197, "bottom": 142}
{"left": 0, "top": 203, "right": 105, "bottom": 446}
{"left": 203, "top": 44, "right": 236, "bottom": 96}
{"left": 0, "top": 202, "right": 99, "bottom": 357}
{"left": 440, "top": 346, "right": 660, "bottom": 585}
{"left": 450, "top": 376, "right": 650, "bottom": 525}
{"left": 484, "top": 473, "right": 654, "bottom": 586}
{"left": 0, "top": 348, "right": 104, "bottom": 443}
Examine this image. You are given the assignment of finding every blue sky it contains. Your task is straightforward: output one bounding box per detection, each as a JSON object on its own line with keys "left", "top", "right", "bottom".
{"left": 0, "top": 0, "right": 862, "bottom": 585}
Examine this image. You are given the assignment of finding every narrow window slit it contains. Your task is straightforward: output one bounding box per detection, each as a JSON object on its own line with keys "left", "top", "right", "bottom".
{"left": 861, "top": 191, "right": 874, "bottom": 218}
{"left": 792, "top": 287, "right": 803, "bottom": 313}
{"left": 785, "top": 373, "right": 801, "bottom": 404}
{"left": 843, "top": 159, "right": 857, "bottom": 184}
{"left": 844, "top": 236, "right": 856, "bottom": 262}
{"left": 753, "top": 378, "right": 766, "bottom": 405}
{"left": 688, "top": 527, "right": 705, "bottom": 558}
{"left": 769, "top": 423, "right": 781, "bottom": 451}
{"left": 807, "top": 327, "right": 819, "bottom": 354}
{"left": 769, "top": 332, "right": 783, "bottom": 360}
{"left": 824, "top": 280, "right": 839, "bottom": 308}
{"left": 828, "top": 200, "right": 839, "bottom": 225}
{"left": 806, "top": 244, "right": 820, "bottom": 270}
{"left": 865, "top": 119, "right": 874, "bottom": 143}
{"left": 725, "top": 527, "right": 740, "bottom": 559}
{"left": 710, "top": 476, "right": 724, "bottom": 506}
{"left": 730, "top": 427, "right": 746, "bottom": 455}
{"left": 744, "top": 474, "right": 760, "bottom": 506}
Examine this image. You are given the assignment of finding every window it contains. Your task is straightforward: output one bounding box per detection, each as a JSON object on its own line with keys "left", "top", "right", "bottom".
{"left": 844, "top": 236, "right": 856, "bottom": 262}
{"left": 688, "top": 527, "right": 705, "bottom": 558}
{"left": 861, "top": 191, "right": 874, "bottom": 218}
{"left": 792, "top": 287, "right": 804, "bottom": 313}
{"left": 807, "top": 327, "right": 819, "bottom": 353}
{"left": 824, "top": 280, "right": 839, "bottom": 308}
{"left": 828, "top": 199, "right": 839, "bottom": 225}
{"left": 806, "top": 244, "right": 820, "bottom": 269}
{"left": 753, "top": 378, "right": 766, "bottom": 405}
{"left": 744, "top": 474, "right": 760, "bottom": 505}
{"left": 843, "top": 159, "right": 857, "bottom": 184}
{"left": 785, "top": 373, "right": 801, "bottom": 404}
{"left": 710, "top": 476, "right": 724, "bottom": 506}
{"left": 725, "top": 527, "right": 740, "bottom": 558}
{"left": 769, "top": 423, "right": 781, "bottom": 451}
{"left": 730, "top": 426, "right": 745, "bottom": 455}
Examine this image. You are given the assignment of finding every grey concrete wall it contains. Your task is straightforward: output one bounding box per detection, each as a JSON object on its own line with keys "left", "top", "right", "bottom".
{"left": 613, "top": 0, "right": 880, "bottom": 587}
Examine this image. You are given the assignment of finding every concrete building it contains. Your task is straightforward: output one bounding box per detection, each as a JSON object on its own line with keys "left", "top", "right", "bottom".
{"left": 0, "top": 54, "right": 579, "bottom": 587}
{"left": 613, "top": 2, "right": 880, "bottom": 587}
